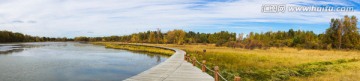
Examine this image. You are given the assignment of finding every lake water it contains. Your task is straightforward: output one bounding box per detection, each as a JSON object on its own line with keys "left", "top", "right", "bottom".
{"left": 0, "top": 42, "right": 168, "bottom": 81}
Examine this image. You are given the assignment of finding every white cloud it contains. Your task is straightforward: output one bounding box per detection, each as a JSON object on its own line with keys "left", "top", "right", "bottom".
{"left": 0, "top": 0, "right": 358, "bottom": 37}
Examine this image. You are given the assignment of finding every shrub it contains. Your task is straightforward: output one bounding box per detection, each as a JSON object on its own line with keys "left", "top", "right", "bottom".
{"left": 215, "top": 39, "right": 227, "bottom": 47}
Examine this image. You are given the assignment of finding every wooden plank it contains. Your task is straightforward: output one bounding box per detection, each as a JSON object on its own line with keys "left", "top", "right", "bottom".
{"left": 124, "top": 45, "right": 214, "bottom": 81}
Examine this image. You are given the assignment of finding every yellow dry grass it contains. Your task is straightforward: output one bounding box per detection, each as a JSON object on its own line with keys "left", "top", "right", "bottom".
{"left": 148, "top": 44, "right": 360, "bottom": 81}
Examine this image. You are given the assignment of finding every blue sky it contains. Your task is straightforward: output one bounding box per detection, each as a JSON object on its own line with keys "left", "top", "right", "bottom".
{"left": 0, "top": 0, "right": 359, "bottom": 37}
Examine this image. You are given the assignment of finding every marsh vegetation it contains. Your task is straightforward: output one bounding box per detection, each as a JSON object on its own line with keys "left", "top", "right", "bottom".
{"left": 149, "top": 44, "right": 360, "bottom": 81}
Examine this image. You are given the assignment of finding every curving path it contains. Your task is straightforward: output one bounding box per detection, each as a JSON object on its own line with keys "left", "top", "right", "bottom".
{"left": 124, "top": 45, "right": 214, "bottom": 81}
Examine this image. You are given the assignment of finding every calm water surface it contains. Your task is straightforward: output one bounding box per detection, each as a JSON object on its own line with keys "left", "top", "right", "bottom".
{"left": 0, "top": 42, "right": 168, "bottom": 81}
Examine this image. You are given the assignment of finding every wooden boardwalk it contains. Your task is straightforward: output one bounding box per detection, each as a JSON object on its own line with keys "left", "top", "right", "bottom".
{"left": 124, "top": 45, "right": 214, "bottom": 81}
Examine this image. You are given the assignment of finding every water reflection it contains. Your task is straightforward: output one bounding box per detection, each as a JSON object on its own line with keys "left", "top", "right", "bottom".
{"left": 0, "top": 42, "right": 169, "bottom": 81}
{"left": 0, "top": 43, "right": 51, "bottom": 54}
{"left": 0, "top": 44, "right": 24, "bottom": 54}
{"left": 119, "top": 51, "right": 165, "bottom": 64}
{"left": 0, "top": 48, "right": 24, "bottom": 54}
{"left": 102, "top": 46, "right": 169, "bottom": 64}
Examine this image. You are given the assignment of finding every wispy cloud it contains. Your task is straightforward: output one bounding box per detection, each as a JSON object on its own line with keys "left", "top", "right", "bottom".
{"left": 0, "top": 0, "right": 358, "bottom": 37}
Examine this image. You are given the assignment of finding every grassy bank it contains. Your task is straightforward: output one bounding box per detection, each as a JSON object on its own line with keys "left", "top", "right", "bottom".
{"left": 149, "top": 44, "right": 360, "bottom": 81}
{"left": 92, "top": 42, "right": 175, "bottom": 56}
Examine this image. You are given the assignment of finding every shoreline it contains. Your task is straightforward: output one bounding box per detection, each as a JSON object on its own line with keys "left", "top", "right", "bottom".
{"left": 92, "top": 42, "right": 175, "bottom": 56}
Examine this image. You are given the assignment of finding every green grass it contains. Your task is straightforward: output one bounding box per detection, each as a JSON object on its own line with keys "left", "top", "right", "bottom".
{"left": 92, "top": 42, "right": 175, "bottom": 56}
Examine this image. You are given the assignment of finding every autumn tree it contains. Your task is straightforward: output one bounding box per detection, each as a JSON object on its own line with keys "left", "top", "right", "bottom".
{"left": 148, "top": 32, "right": 156, "bottom": 43}
{"left": 323, "top": 15, "right": 360, "bottom": 49}
{"left": 166, "top": 29, "right": 186, "bottom": 45}
{"left": 130, "top": 34, "right": 140, "bottom": 43}
{"left": 156, "top": 28, "right": 163, "bottom": 43}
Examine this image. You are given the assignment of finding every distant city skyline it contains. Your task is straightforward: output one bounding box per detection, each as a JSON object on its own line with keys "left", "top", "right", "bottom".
{"left": 0, "top": 0, "right": 359, "bottom": 38}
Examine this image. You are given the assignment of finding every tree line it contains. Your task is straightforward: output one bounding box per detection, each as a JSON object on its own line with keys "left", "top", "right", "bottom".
{"left": 235, "top": 15, "right": 359, "bottom": 50}
{"left": 75, "top": 29, "right": 236, "bottom": 45}
{"left": 75, "top": 15, "right": 359, "bottom": 50}
{"left": 0, "top": 30, "right": 71, "bottom": 43}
